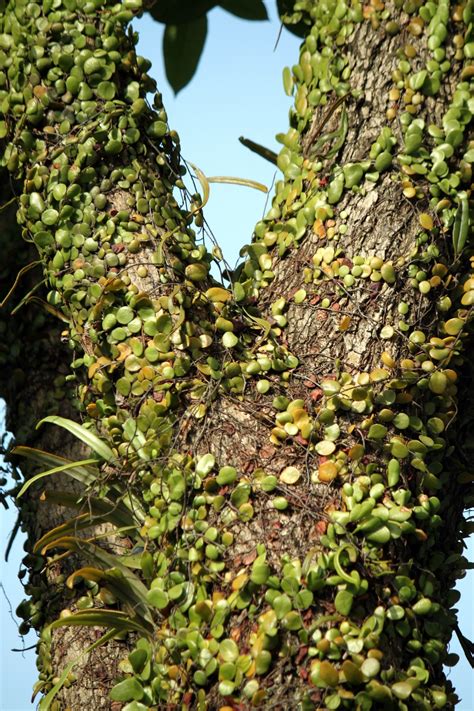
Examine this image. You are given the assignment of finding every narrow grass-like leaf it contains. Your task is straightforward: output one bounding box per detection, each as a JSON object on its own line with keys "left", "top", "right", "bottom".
{"left": 50, "top": 609, "right": 152, "bottom": 636}
{"left": 12, "top": 446, "right": 97, "bottom": 486}
{"left": 207, "top": 175, "right": 268, "bottom": 193}
{"left": 36, "top": 416, "right": 115, "bottom": 462}
{"left": 41, "top": 487, "right": 146, "bottom": 525}
{"left": 39, "top": 490, "right": 136, "bottom": 528}
{"left": 16, "top": 458, "right": 98, "bottom": 498}
{"left": 34, "top": 514, "right": 96, "bottom": 554}
{"left": 188, "top": 162, "right": 210, "bottom": 208}
{"left": 66, "top": 567, "right": 105, "bottom": 588}
{"left": 40, "top": 537, "right": 153, "bottom": 625}
{"left": 0, "top": 260, "right": 41, "bottom": 308}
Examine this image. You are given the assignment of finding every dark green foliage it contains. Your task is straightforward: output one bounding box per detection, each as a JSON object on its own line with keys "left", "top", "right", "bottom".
{"left": 163, "top": 16, "right": 208, "bottom": 95}
{"left": 147, "top": 0, "right": 218, "bottom": 24}
{"left": 219, "top": 0, "right": 269, "bottom": 20}
{"left": 147, "top": 0, "right": 269, "bottom": 92}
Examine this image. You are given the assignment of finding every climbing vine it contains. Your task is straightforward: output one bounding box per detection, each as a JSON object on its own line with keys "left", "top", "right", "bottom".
{"left": 0, "top": 0, "right": 472, "bottom": 709}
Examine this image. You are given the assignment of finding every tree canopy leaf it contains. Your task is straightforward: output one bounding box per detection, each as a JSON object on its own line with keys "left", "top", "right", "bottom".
{"left": 147, "top": 0, "right": 217, "bottom": 24}
{"left": 219, "top": 0, "right": 268, "bottom": 20}
{"left": 276, "top": 0, "right": 308, "bottom": 37}
{"left": 164, "top": 16, "right": 208, "bottom": 94}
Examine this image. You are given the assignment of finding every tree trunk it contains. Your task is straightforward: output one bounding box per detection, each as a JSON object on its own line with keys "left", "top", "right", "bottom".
{"left": 1, "top": 0, "right": 472, "bottom": 709}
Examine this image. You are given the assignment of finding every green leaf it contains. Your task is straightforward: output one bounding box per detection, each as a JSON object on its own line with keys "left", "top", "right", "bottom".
{"left": 35, "top": 489, "right": 142, "bottom": 544}
{"left": 41, "top": 537, "right": 153, "bottom": 627}
{"left": 243, "top": 308, "right": 272, "bottom": 339}
{"left": 37, "top": 416, "right": 115, "bottom": 462}
{"left": 110, "top": 677, "right": 144, "bottom": 702}
{"left": 122, "top": 703, "right": 149, "bottom": 711}
{"left": 147, "top": 0, "right": 217, "bottom": 24}
{"left": 50, "top": 609, "right": 151, "bottom": 636}
{"left": 12, "top": 446, "right": 97, "bottom": 486}
{"left": 39, "top": 489, "right": 143, "bottom": 529}
{"left": 16, "top": 457, "right": 99, "bottom": 498}
{"left": 219, "top": 638, "right": 239, "bottom": 662}
{"left": 276, "top": 0, "right": 308, "bottom": 37}
{"left": 163, "top": 16, "right": 208, "bottom": 94}
{"left": 146, "top": 588, "right": 169, "bottom": 610}
{"left": 34, "top": 515, "right": 104, "bottom": 554}
{"left": 128, "top": 648, "right": 148, "bottom": 674}
{"left": 334, "top": 589, "right": 354, "bottom": 615}
{"left": 196, "top": 452, "right": 216, "bottom": 476}
{"left": 207, "top": 175, "right": 268, "bottom": 193}
{"left": 219, "top": 0, "right": 268, "bottom": 20}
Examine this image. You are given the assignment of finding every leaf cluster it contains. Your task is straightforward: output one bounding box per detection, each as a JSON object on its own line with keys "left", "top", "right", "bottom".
{"left": 146, "top": 0, "right": 268, "bottom": 93}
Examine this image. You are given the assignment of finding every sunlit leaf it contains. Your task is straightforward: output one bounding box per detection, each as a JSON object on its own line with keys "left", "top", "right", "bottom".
{"left": 12, "top": 446, "right": 97, "bottom": 486}
{"left": 36, "top": 416, "right": 115, "bottom": 462}
{"left": 66, "top": 567, "right": 152, "bottom": 626}
{"left": 67, "top": 567, "right": 105, "bottom": 588}
{"left": 50, "top": 609, "right": 151, "bottom": 636}
{"left": 207, "top": 175, "right": 268, "bottom": 193}
{"left": 39, "top": 537, "right": 153, "bottom": 625}
{"left": 34, "top": 514, "right": 99, "bottom": 554}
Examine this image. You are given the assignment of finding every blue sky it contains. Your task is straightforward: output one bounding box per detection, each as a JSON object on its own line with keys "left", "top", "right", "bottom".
{"left": 1, "top": 3, "right": 473, "bottom": 709}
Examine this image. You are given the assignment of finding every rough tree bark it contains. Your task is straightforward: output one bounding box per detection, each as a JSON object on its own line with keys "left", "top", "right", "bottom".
{"left": 0, "top": 0, "right": 472, "bottom": 709}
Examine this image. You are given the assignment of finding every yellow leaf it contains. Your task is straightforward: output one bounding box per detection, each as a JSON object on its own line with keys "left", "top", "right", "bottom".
{"left": 88, "top": 356, "right": 112, "bottom": 378}
{"left": 419, "top": 212, "right": 433, "bottom": 230}
{"left": 339, "top": 315, "right": 351, "bottom": 331}
{"left": 205, "top": 287, "right": 232, "bottom": 302}
{"left": 318, "top": 461, "right": 338, "bottom": 481}
{"left": 232, "top": 573, "right": 248, "bottom": 591}
{"left": 280, "top": 466, "right": 301, "bottom": 484}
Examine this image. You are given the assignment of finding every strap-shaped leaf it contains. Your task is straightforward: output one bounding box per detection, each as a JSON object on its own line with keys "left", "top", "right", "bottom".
{"left": 37, "top": 415, "right": 115, "bottom": 462}
{"left": 46, "top": 492, "right": 135, "bottom": 529}
{"left": 50, "top": 609, "right": 151, "bottom": 635}
{"left": 34, "top": 514, "right": 98, "bottom": 554}
{"left": 33, "top": 502, "right": 136, "bottom": 554}
{"left": 40, "top": 536, "right": 153, "bottom": 625}
{"left": 66, "top": 567, "right": 152, "bottom": 623}
{"left": 12, "top": 446, "right": 98, "bottom": 486}
{"left": 16, "top": 457, "right": 99, "bottom": 498}
{"left": 219, "top": 0, "right": 268, "bottom": 20}
{"left": 164, "top": 16, "right": 207, "bottom": 94}
{"left": 41, "top": 486, "right": 146, "bottom": 526}
{"left": 207, "top": 175, "right": 268, "bottom": 193}
{"left": 66, "top": 566, "right": 105, "bottom": 588}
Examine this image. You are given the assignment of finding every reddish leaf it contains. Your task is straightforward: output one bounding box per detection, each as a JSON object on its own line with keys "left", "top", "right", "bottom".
{"left": 315, "top": 520, "right": 327, "bottom": 535}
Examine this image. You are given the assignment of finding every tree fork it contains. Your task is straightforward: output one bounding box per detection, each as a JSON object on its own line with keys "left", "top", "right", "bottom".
{"left": 0, "top": 0, "right": 473, "bottom": 709}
